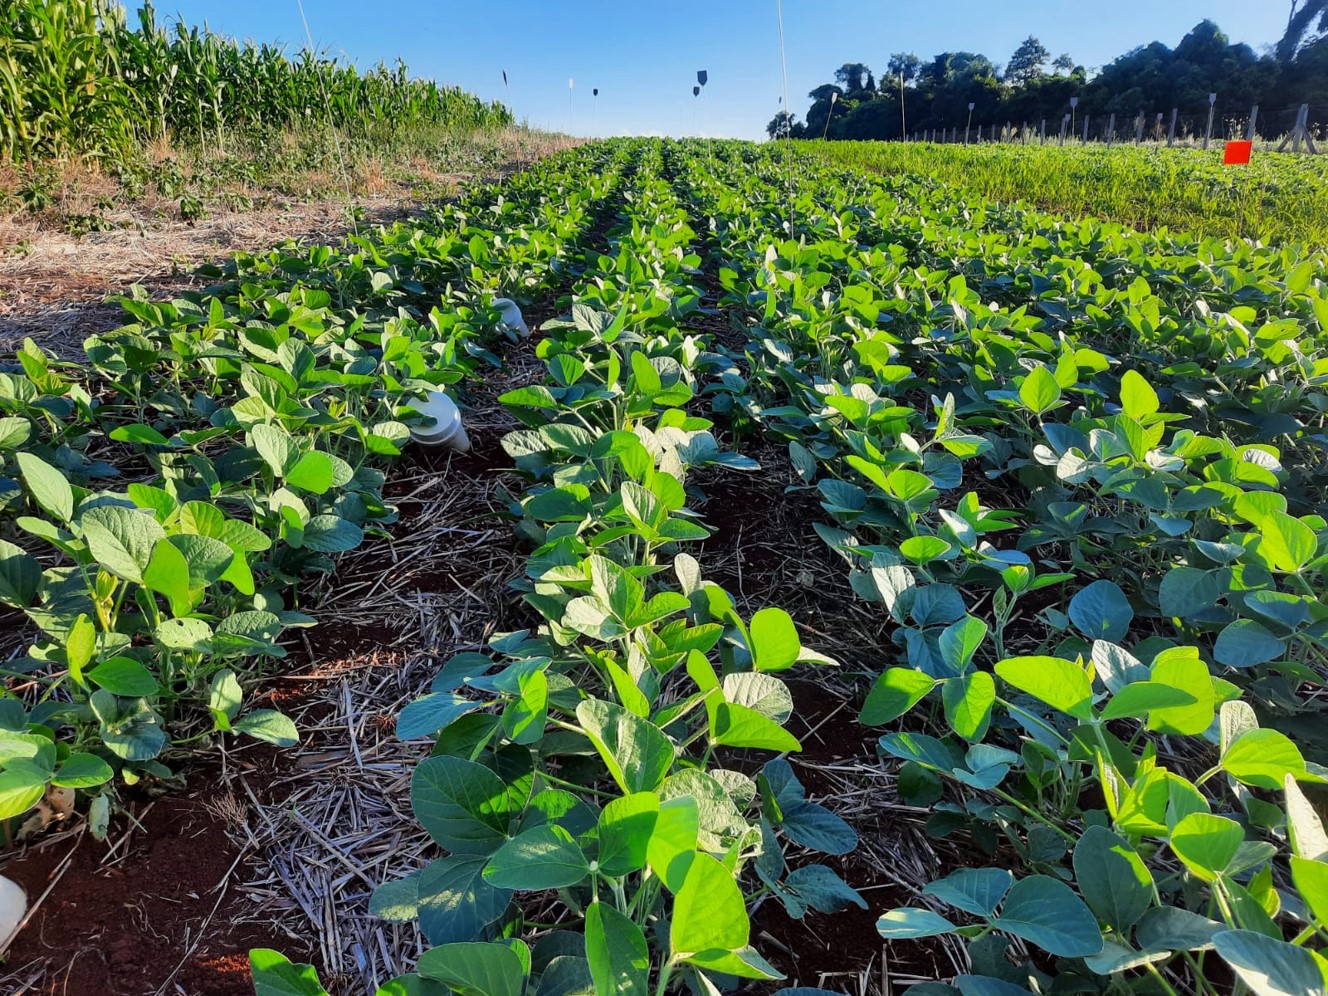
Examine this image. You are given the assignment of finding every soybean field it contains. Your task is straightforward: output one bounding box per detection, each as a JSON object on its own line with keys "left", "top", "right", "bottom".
{"left": 1, "top": 136, "right": 1328, "bottom": 996}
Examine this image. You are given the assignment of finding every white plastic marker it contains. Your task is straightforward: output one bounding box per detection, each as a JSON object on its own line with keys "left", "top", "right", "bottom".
{"left": 492, "top": 298, "right": 528, "bottom": 336}
{"left": 408, "top": 391, "right": 471, "bottom": 453}
{"left": 0, "top": 875, "right": 26, "bottom": 950}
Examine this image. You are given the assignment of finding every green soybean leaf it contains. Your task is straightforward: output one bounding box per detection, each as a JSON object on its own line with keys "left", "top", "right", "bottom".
{"left": 1135, "top": 906, "right": 1221, "bottom": 952}
{"left": 1222, "top": 729, "right": 1309, "bottom": 790}
{"left": 646, "top": 796, "right": 698, "bottom": 892}
{"left": 82, "top": 506, "right": 164, "bottom": 584}
{"left": 1068, "top": 580, "right": 1133, "bottom": 643}
{"left": 110, "top": 424, "right": 170, "bottom": 446}
{"left": 942, "top": 671, "right": 994, "bottom": 742}
{"left": 1148, "top": 647, "right": 1216, "bottom": 735}
{"left": 398, "top": 692, "right": 485, "bottom": 741}
{"left": 1170, "top": 813, "right": 1245, "bottom": 883}
{"left": 994, "top": 656, "right": 1093, "bottom": 720}
{"left": 65, "top": 612, "right": 95, "bottom": 685}
{"left": 0, "top": 538, "right": 41, "bottom": 609}
{"left": 576, "top": 699, "right": 674, "bottom": 795}
{"left": 16, "top": 452, "right": 73, "bottom": 522}
{"left": 1099, "top": 681, "right": 1197, "bottom": 721}
{"left": 783, "top": 864, "right": 867, "bottom": 913}
{"left": 234, "top": 710, "right": 299, "bottom": 747}
{"left": 1212, "top": 929, "right": 1328, "bottom": 996}
{"left": 417, "top": 941, "right": 527, "bottom": 996}
{"left": 144, "top": 537, "right": 193, "bottom": 617}
{"left": 938, "top": 615, "right": 987, "bottom": 674}
{"left": 0, "top": 759, "right": 49, "bottom": 819}
{"left": 1260, "top": 512, "right": 1317, "bottom": 574}
{"left": 1158, "top": 567, "right": 1221, "bottom": 619}
{"left": 1292, "top": 857, "right": 1328, "bottom": 927}
{"left": 87, "top": 657, "right": 158, "bottom": 696}
{"left": 1214, "top": 620, "right": 1285, "bottom": 668}
{"left": 250, "top": 948, "right": 331, "bottom": 996}
{"left": 921, "top": 867, "right": 1012, "bottom": 917}
{"left": 411, "top": 755, "right": 511, "bottom": 855}
{"left": 1072, "top": 826, "right": 1153, "bottom": 932}
{"left": 876, "top": 907, "right": 957, "bottom": 939}
{"left": 1019, "top": 366, "right": 1061, "bottom": 416}
{"left": 302, "top": 515, "right": 364, "bottom": 553}
{"left": 780, "top": 802, "right": 857, "bottom": 854}
{"left": 154, "top": 616, "right": 213, "bottom": 652}
{"left": 0, "top": 416, "right": 30, "bottom": 450}
{"left": 860, "top": 668, "right": 935, "bottom": 725}
{"left": 413, "top": 855, "right": 512, "bottom": 946}
{"left": 286, "top": 451, "right": 334, "bottom": 494}
{"left": 483, "top": 825, "right": 588, "bottom": 890}
{"left": 251, "top": 424, "right": 298, "bottom": 476}
{"left": 596, "top": 792, "right": 658, "bottom": 877}
{"left": 52, "top": 752, "right": 114, "bottom": 789}
{"left": 1120, "top": 370, "right": 1160, "bottom": 420}
{"left": 585, "top": 902, "right": 648, "bottom": 996}
{"left": 710, "top": 701, "right": 800, "bottom": 752}
{"left": 671, "top": 851, "right": 747, "bottom": 957}
{"left": 992, "top": 874, "right": 1103, "bottom": 957}
{"left": 749, "top": 607, "right": 801, "bottom": 671}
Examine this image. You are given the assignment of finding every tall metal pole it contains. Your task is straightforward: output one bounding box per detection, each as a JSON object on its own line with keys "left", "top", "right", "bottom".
{"left": 899, "top": 72, "right": 906, "bottom": 140}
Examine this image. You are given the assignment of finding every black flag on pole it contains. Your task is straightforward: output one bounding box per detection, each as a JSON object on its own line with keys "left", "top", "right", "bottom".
{"left": 697, "top": 70, "right": 708, "bottom": 87}
{"left": 693, "top": 85, "right": 700, "bottom": 97}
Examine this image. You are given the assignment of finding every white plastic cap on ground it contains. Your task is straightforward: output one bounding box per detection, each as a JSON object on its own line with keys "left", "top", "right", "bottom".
{"left": 0, "top": 875, "right": 26, "bottom": 949}
{"left": 407, "top": 391, "right": 472, "bottom": 453}
{"left": 492, "top": 298, "right": 529, "bottom": 336}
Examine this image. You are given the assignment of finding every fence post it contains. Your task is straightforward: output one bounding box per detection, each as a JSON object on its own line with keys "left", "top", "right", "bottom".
{"left": 1107, "top": 112, "right": 1115, "bottom": 146}
{"left": 1277, "top": 104, "right": 1319, "bottom": 154}
{"left": 1203, "top": 93, "right": 1216, "bottom": 150}
{"left": 1058, "top": 114, "right": 1067, "bottom": 146}
{"left": 1167, "top": 108, "right": 1178, "bottom": 147}
{"left": 1135, "top": 110, "right": 1144, "bottom": 145}
{"left": 1083, "top": 114, "right": 1091, "bottom": 143}
{"left": 1246, "top": 105, "right": 1258, "bottom": 142}
{"left": 1040, "top": 119, "right": 1046, "bottom": 144}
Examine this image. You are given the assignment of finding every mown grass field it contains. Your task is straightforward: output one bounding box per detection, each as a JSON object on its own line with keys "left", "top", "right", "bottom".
{"left": 808, "top": 140, "right": 1328, "bottom": 248}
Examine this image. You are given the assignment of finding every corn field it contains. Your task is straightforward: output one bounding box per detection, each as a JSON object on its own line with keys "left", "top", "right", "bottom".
{"left": 0, "top": 0, "right": 513, "bottom": 164}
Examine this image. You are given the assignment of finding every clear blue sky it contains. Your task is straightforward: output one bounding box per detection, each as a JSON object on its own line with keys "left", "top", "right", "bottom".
{"left": 140, "top": 1, "right": 1287, "bottom": 140}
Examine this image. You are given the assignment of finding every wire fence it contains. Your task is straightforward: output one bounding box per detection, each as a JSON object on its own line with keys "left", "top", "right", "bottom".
{"left": 909, "top": 101, "right": 1327, "bottom": 153}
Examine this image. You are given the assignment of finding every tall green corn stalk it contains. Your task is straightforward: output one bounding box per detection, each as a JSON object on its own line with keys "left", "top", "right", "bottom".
{"left": 0, "top": 0, "right": 514, "bottom": 166}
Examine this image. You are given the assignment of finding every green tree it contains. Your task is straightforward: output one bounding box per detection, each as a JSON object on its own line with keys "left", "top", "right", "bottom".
{"left": 834, "top": 62, "right": 872, "bottom": 94}
{"left": 1006, "top": 35, "right": 1051, "bottom": 85}
{"left": 765, "top": 110, "right": 798, "bottom": 139}
{"left": 885, "top": 52, "right": 920, "bottom": 86}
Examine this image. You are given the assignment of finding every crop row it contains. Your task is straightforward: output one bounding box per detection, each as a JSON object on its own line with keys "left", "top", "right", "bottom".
{"left": 674, "top": 140, "right": 1328, "bottom": 994}
{"left": 0, "top": 143, "right": 629, "bottom": 833}
{"left": 249, "top": 140, "right": 868, "bottom": 995}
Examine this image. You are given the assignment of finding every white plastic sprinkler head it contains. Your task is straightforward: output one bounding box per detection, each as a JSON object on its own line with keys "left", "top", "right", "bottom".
{"left": 408, "top": 391, "right": 472, "bottom": 454}
{"left": 0, "top": 875, "right": 25, "bottom": 949}
{"left": 492, "top": 298, "right": 529, "bottom": 337}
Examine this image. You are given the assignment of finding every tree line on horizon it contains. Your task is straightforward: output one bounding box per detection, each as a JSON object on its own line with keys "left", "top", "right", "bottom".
{"left": 768, "top": 9, "right": 1328, "bottom": 142}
